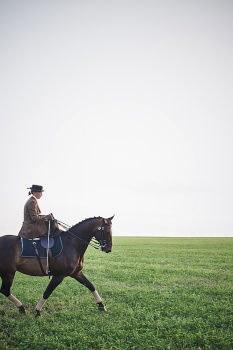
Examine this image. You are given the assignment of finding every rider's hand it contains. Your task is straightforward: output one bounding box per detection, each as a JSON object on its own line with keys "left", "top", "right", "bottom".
{"left": 44, "top": 214, "right": 53, "bottom": 221}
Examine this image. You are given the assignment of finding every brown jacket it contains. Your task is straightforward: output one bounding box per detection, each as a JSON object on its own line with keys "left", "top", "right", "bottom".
{"left": 18, "top": 196, "right": 48, "bottom": 239}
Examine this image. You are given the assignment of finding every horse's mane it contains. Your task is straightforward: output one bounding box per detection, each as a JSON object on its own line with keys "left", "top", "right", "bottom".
{"left": 71, "top": 216, "right": 103, "bottom": 231}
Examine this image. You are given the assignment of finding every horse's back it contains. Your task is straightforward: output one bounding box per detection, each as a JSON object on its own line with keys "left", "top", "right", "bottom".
{"left": 0, "top": 235, "right": 20, "bottom": 273}
{"left": 0, "top": 235, "right": 19, "bottom": 246}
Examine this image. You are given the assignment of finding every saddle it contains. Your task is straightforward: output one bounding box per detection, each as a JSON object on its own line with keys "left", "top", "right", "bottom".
{"left": 20, "top": 235, "right": 63, "bottom": 258}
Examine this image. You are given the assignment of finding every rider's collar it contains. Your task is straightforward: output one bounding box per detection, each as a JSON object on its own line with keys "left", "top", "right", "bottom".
{"left": 31, "top": 195, "right": 38, "bottom": 202}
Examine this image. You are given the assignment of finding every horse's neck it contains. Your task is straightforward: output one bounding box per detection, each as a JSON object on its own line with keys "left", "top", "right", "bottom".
{"left": 69, "top": 219, "right": 102, "bottom": 255}
{"left": 73, "top": 218, "right": 102, "bottom": 240}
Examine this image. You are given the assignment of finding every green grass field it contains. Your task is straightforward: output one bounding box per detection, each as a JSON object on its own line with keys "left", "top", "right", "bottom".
{"left": 0, "top": 237, "right": 232, "bottom": 350}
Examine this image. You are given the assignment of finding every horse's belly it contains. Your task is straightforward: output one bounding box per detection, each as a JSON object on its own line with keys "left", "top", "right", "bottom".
{"left": 17, "top": 258, "right": 47, "bottom": 276}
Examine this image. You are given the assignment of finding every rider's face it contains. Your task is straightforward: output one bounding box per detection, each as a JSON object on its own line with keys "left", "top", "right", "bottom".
{"left": 33, "top": 192, "right": 43, "bottom": 199}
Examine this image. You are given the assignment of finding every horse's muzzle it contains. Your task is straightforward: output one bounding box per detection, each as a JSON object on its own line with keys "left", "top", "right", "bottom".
{"left": 100, "top": 244, "right": 112, "bottom": 253}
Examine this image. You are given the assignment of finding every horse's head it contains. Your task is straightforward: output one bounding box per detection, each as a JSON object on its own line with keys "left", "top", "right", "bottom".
{"left": 94, "top": 215, "right": 114, "bottom": 253}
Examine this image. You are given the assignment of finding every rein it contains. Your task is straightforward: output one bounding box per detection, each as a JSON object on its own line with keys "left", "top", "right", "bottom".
{"left": 56, "top": 220, "right": 101, "bottom": 250}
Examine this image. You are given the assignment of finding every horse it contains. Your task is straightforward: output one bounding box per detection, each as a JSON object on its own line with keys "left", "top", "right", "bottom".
{"left": 0, "top": 215, "right": 114, "bottom": 316}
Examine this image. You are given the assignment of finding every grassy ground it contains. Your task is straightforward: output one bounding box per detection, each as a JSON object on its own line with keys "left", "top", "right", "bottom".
{"left": 0, "top": 237, "right": 232, "bottom": 350}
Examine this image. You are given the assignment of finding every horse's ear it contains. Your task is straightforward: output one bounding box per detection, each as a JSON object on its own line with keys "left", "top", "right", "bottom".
{"left": 108, "top": 215, "right": 115, "bottom": 221}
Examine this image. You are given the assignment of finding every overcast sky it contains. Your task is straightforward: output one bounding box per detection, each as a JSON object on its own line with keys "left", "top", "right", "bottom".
{"left": 0, "top": 0, "right": 232, "bottom": 237}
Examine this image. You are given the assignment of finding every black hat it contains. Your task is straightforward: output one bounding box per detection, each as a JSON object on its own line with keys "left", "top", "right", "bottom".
{"left": 27, "top": 185, "right": 44, "bottom": 193}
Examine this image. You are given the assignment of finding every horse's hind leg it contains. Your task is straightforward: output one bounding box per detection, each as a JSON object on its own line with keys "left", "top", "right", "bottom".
{"left": 71, "top": 271, "right": 107, "bottom": 312}
{"left": 0, "top": 272, "right": 25, "bottom": 314}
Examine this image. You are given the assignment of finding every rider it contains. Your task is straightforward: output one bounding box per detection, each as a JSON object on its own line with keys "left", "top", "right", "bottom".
{"left": 18, "top": 184, "right": 54, "bottom": 239}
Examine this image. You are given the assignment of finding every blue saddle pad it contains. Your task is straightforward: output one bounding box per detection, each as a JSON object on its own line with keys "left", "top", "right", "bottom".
{"left": 20, "top": 236, "right": 63, "bottom": 258}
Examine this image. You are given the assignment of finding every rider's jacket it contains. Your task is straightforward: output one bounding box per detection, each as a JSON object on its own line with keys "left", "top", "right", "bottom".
{"left": 18, "top": 196, "right": 48, "bottom": 239}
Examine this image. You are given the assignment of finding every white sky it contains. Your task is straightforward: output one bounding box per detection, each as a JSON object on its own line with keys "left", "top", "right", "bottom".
{"left": 0, "top": 0, "right": 232, "bottom": 236}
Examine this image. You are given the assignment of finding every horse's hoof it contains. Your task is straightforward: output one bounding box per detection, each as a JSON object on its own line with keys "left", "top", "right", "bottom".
{"left": 35, "top": 310, "right": 41, "bottom": 317}
{"left": 99, "top": 306, "right": 107, "bottom": 312}
{"left": 19, "top": 305, "right": 26, "bottom": 314}
{"left": 98, "top": 302, "right": 107, "bottom": 312}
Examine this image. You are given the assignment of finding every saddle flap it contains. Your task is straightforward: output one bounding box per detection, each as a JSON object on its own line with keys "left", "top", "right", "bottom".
{"left": 20, "top": 236, "right": 63, "bottom": 258}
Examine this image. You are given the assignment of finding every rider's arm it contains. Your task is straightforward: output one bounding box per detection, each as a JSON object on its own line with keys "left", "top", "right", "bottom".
{"left": 27, "top": 200, "right": 50, "bottom": 223}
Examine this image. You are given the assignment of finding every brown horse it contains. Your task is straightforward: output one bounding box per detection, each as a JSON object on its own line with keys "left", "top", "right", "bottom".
{"left": 0, "top": 216, "right": 113, "bottom": 316}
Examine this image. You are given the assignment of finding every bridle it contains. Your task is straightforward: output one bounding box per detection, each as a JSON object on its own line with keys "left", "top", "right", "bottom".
{"left": 95, "top": 224, "right": 108, "bottom": 251}
{"left": 56, "top": 219, "right": 108, "bottom": 250}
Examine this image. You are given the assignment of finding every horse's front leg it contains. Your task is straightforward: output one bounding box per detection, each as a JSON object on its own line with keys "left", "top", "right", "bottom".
{"left": 35, "top": 275, "right": 64, "bottom": 316}
{"left": 71, "top": 271, "right": 107, "bottom": 312}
